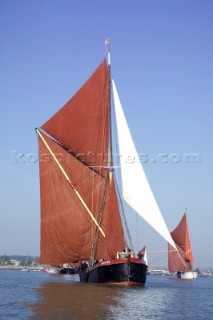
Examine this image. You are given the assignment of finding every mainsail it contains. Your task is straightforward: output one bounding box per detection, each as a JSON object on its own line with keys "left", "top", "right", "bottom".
{"left": 112, "top": 80, "right": 176, "bottom": 249}
{"left": 37, "top": 60, "right": 125, "bottom": 265}
{"left": 168, "top": 212, "right": 194, "bottom": 273}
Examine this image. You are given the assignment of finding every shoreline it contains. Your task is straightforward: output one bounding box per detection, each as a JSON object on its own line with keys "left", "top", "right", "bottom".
{"left": 0, "top": 265, "right": 43, "bottom": 271}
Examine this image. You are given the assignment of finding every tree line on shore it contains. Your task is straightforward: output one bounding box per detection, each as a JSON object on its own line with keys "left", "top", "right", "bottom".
{"left": 0, "top": 255, "right": 39, "bottom": 266}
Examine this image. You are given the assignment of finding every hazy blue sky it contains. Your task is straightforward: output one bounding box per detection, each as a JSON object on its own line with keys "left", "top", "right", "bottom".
{"left": 0, "top": 0, "right": 212, "bottom": 268}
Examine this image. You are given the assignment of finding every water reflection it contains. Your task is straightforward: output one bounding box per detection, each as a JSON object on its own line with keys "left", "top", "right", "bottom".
{"left": 30, "top": 275, "right": 213, "bottom": 320}
{"left": 31, "top": 275, "right": 130, "bottom": 319}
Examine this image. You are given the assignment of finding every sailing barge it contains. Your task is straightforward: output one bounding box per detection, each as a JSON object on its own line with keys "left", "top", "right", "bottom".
{"left": 36, "top": 41, "right": 176, "bottom": 285}
{"left": 168, "top": 212, "right": 198, "bottom": 279}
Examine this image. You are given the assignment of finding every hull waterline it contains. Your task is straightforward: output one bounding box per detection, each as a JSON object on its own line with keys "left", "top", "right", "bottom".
{"left": 177, "top": 271, "right": 198, "bottom": 279}
{"left": 79, "top": 258, "right": 147, "bottom": 286}
{"left": 58, "top": 267, "right": 79, "bottom": 275}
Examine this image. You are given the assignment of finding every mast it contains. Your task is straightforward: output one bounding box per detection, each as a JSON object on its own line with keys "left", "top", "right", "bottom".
{"left": 105, "top": 38, "right": 113, "bottom": 173}
{"left": 105, "top": 38, "right": 110, "bottom": 68}
{"left": 106, "top": 39, "right": 133, "bottom": 251}
{"left": 90, "top": 39, "right": 113, "bottom": 260}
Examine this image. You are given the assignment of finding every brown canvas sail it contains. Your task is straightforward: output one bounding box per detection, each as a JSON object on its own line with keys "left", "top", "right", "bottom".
{"left": 37, "top": 59, "right": 125, "bottom": 265}
{"left": 41, "top": 59, "right": 110, "bottom": 175}
{"left": 168, "top": 212, "right": 194, "bottom": 273}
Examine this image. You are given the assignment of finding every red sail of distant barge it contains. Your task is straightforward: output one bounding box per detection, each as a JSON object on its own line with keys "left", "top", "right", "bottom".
{"left": 168, "top": 212, "right": 197, "bottom": 279}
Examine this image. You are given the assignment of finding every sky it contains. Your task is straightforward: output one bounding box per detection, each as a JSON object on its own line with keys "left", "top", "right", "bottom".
{"left": 0, "top": 0, "right": 212, "bottom": 268}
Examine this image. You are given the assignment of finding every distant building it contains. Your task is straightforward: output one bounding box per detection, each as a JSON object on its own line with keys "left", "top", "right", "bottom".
{"left": 10, "top": 259, "right": 21, "bottom": 266}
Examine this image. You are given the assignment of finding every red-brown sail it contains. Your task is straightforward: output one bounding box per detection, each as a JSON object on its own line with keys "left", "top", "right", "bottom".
{"left": 37, "top": 59, "right": 125, "bottom": 265}
{"left": 41, "top": 59, "right": 109, "bottom": 175}
{"left": 95, "top": 178, "right": 125, "bottom": 260}
{"left": 168, "top": 212, "right": 193, "bottom": 273}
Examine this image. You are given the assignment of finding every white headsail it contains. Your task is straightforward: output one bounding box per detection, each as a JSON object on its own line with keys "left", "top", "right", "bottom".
{"left": 112, "top": 79, "right": 176, "bottom": 249}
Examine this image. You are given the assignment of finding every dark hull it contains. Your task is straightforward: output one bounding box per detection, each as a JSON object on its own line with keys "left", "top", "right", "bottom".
{"left": 79, "top": 258, "right": 147, "bottom": 286}
{"left": 59, "top": 267, "right": 79, "bottom": 274}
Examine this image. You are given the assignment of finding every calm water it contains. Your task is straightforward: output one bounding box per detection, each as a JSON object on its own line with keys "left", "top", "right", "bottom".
{"left": 0, "top": 270, "right": 212, "bottom": 319}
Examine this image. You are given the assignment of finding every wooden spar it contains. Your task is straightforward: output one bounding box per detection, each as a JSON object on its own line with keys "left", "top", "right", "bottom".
{"left": 36, "top": 128, "right": 106, "bottom": 238}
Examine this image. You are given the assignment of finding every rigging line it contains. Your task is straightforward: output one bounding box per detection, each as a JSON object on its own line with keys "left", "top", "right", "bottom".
{"left": 91, "top": 72, "right": 109, "bottom": 172}
{"left": 114, "top": 176, "right": 134, "bottom": 251}
{"left": 176, "top": 250, "right": 187, "bottom": 267}
{"left": 110, "top": 72, "right": 121, "bottom": 170}
{"left": 148, "top": 253, "right": 168, "bottom": 265}
{"left": 90, "top": 170, "right": 110, "bottom": 260}
{"left": 149, "top": 248, "right": 187, "bottom": 268}
{"left": 108, "top": 61, "right": 113, "bottom": 172}
{"left": 148, "top": 250, "right": 177, "bottom": 254}
{"left": 36, "top": 128, "right": 105, "bottom": 238}
{"left": 110, "top": 73, "right": 132, "bottom": 248}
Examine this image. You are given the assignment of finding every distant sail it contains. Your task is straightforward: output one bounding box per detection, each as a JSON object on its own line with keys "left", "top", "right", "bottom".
{"left": 112, "top": 79, "right": 176, "bottom": 249}
{"left": 168, "top": 212, "right": 194, "bottom": 273}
